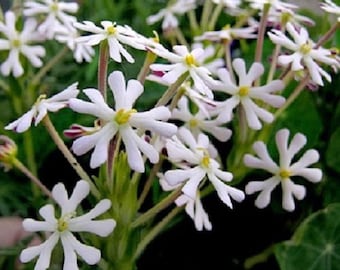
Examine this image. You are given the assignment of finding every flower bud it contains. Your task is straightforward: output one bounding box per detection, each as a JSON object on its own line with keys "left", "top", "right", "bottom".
{"left": 0, "top": 135, "right": 18, "bottom": 171}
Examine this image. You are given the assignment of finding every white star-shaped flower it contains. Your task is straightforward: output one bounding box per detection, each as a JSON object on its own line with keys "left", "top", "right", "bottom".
{"left": 172, "top": 96, "right": 232, "bottom": 141}
{"left": 55, "top": 24, "right": 95, "bottom": 63}
{"left": 211, "top": 58, "right": 285, "bottom": 129}
{"left": 268, "top": 22, "right": 339, "bottom": 86}
{"left": 149, "top": 45, "right": 216, "bottom": 98}
{"left": 146, "top": 0, "right": 197, "bottom": 30}
{"left": 24, "top": 0, "right": 78, "bottom": 39}
{"left": 246, "top": 0, "right": 297, "bottom": 11}
{"left": 176, "top": 193, "right": 212, "bottom": 231}
{"left": 74, "top": 21, "right": 147, "bottom": 63}
{"left": 164, "top": 127, "right": 245, "bottom": 209}
{"left": 321, "top": 0, "right": 340, "bottom": 22}
{"left": 20, "top": 180, "right": 116, "bottom": 270}
{"left": 5, "top": 83, "right": 79, "bottom": 133}
{"left": 244, "top": 128, "right": 323, "bottom": 211}
{"left": 212, "top": 0, "right": 242, "bottom": 9}
{"left": 0, "top": 11, "right": 45, "bottom": 77}
{"left": 195, "top": 24, "right": 257, "bottom": 43}
{"left": 69, "top": 71, "right": 177, "bottom": 172}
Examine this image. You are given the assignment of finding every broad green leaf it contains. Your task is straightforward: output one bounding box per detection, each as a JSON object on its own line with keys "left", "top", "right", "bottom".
{"left": 275, "top": 203, "right": 340, "bottom": 270}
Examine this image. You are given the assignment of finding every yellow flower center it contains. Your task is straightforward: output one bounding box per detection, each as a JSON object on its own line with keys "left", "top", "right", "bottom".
{"left": 11, "top": 39, "right": 21, "bottom": 48}
{"left": 107, "top": 25, "right": 117, "bottom": 35}
{"left": 115, "top": 109, "right": 137, "bottom": 125}
{"left": 279, "top": 169, "right": 291, "bottom": 179}
{"left": 198, "top": 148, "right": 211, "bottom": 169}
{"left": 299, "top": 42, "right": 312, "bottom": 55}
{"left": 238, "top": 85, "right": 250, "bottom": 97}
{"left": 281, "top": 12, "right": 292, "bottom": 25}
{"left": 50, "top": 2, "right": 59, "bottom": 12}
{"left": 185, "top": 53, "right": 197, "bottom": 67}
{"left": 57, "top": 218, "right": 69, "bottom": 232}
{"left": 201, "top": 154, "right": 210, "bottom": 168}
{"left": 189, "top": 118, "right": 199, "bottom": 128}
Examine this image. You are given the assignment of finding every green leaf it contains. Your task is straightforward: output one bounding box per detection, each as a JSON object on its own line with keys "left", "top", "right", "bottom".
{"left": 275, "top": 203, "right": 340, "bottom": 270}
{"left": 326, "top": 127, "right": 340, "bottom": 173}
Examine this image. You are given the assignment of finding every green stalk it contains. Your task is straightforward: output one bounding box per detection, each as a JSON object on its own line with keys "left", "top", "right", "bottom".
{"left": 98, "top": 41, "right": 109, "bottom": 100}
{"left": 274, "top": 75, "right": 309, "bottom": 120}
{"left": 208, "top": 2, "right": 224, "bottom": 31}
{"left": 13, "top": 158, "right": 52, "bottom": 199}
{"left": 42, "top": 115, "right": 100, "bottom": 198}
{"left": 155, "top": 72, "right": 189, "bottom": 107}
{"left": 131, "top": 187, "right": 182, "bottom": 228}
{"left": 31, "top": 46, "right": 68, "bottom": 87}
{"left": 254, "top": 3, "right": 270, "bottom": 84}
{"left": 133, "top": 206, "right": 183, "bottom": 260}
{"left": 315, "top": 21, "right": 340, "bottom": 48}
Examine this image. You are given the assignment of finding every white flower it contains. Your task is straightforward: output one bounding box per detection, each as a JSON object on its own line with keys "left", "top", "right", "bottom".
{"left": 146, "top": 0, "right": 197, "bottom": 30}
{"left": 172, "top": 96, "right": 232, "bottom": 141}
{"left": 74, "top": 21, "right": 147, "bottom": 63}
{"left": 24, "top": 0, "right": 78, "bottom": 39}
{"left": 55, "top": 25, "right": 95, "bottom": 63}
{"left": 211, "top": 0, "right": 241, "bottom": 9}
{"left": 20, "top": 180, "right": 116, "bottom": 270}
{"left": 191, "top": 43, "right": 225, "bottom": 75}
{"left": 246, "top": 0, "right": 297, "bottom": 11}
{"left": 176, "top": 193, "right": 212, "bottom": 231}
{"left": 244, "top": 128, "right": 323, "bottom": 211}
{"left": 211, "top": 58, "right": 285, "bottom": 129}
{"left": 195, "top": 24, "right": 257, "bottom": 43}
{"left": 267, "top": 8, "right": 315, "bottom": 28}
{"left": 164, "top": 127, "right": 245, "bottom": 209}
{"left": 158, "top": 172, "right": 212, "bottom": 231}
{"left": 5, "top": 83, "right": 79, "bottom": 133}
{"left": 69, "top": 71, "right": 177, "bottom": 172}
{"left": 321, "top": 0, "right": 340, "bottom": 22}
{"left": 0, "top": 11, "right": 45, "bottom": 77}
{"left": 149, "top": 45, "right": 216, "bottom": 98}
{"left": 268, "top": 22, "right": 339, "bottom": 86}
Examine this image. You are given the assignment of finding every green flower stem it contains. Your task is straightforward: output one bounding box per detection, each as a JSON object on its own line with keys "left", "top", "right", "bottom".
{"left": 137, "top": 156, "right": 164, "bottom": 209}
{"left": 224, "top": 40, "right": 235, "bottom": 83}
{"left": 315, "top": 21, "right": 340, "bottom": 48}
{"left": 254, "top": 3, "right": 270, "bottom": 85}
{"left": 267, "top": 44, "right": 282, "bottom": 83}
{"left": 12, "top": 158, "right": 52, "bottom": 199}
{"left": 131, "top": 186, "right": 182, "bottom": 228}
{"left": 133, "top": 206, "right": 183, "bottom": 261}
{"left": 174, "top": 27, "right": 188, "bottom": 47}
{"left": 41, "top": 115, "right": 100, "bottom": 198}
{"left": 267, "top": 23, "right": 285, "bottom": 83}
{"left": 169, "top": 85, "right": 185, "bottom": 110}
{"left": 98, "top": 41, "right": 109, "bottom": 100}
{"left": 208, "top": 2, "right": 223, "bottom": 31}
{"left": 155, "top": 72, "right": 188, "bottom": 107}
{"left": 107, "top": 135, "right": 121, "bottom": 191}
{"left": 243, "top": 244, "right": 275, "bottom": 269}
{"left": 274, "top": 75, "right": 309, "bottom": 120}
{"left": 0, "top": 78, "right": 9, "bottom": 93}
{"left": 31, "top": 46, "right": 68, "bottom": 87}
{"left": 200, "top": 0, "right": 213, "bottom": 32}
{"left": 137, "top": 50, "right": 157, "bottom": 84}
{"left": 188, "top": 10, "right": 200, "bottom": 36}
{"left": 22, "top": 129, "right": 37, "bottom": 176}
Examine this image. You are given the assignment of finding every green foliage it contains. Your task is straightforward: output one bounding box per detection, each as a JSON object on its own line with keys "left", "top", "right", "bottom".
{"left": 275, "top": 203, "right": 340, "bottom": 270}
